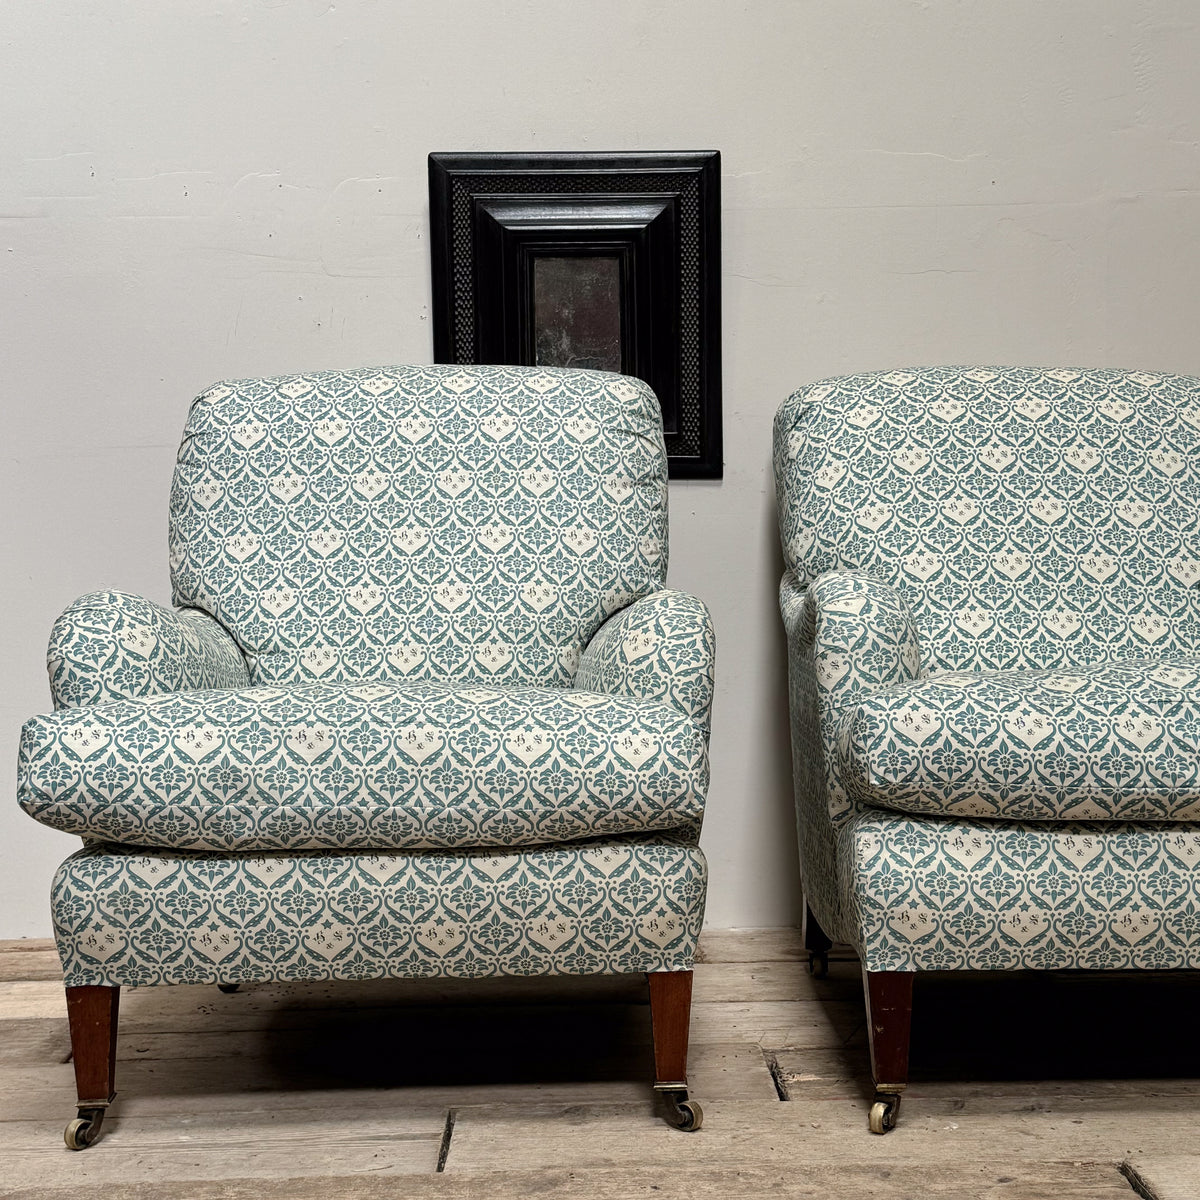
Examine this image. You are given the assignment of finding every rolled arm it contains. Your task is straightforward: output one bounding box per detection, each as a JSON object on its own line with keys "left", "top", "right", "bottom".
{"left": 781, "top": 569, "right": 921, "bottom": 710}
{"left": 47, "top": 589, "right": 249, "bottom": 709}
{"left": 575, "top": 589, "right": 716, "bottom": 734}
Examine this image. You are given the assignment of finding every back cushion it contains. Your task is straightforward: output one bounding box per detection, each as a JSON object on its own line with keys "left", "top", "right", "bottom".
{"left": 170, "top": 365, "right": 668, "bottom": 687}
{"left": 774, "top": 366, "right": 1200, "bottom": 672}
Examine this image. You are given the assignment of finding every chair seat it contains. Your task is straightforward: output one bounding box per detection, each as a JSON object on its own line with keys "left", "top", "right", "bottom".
{"left": 51, "top": 833, "right": 708, "bottom": 988}
{"left": 840, "top": 655, "right": 1200, "bottom": 821}
{"left": 19, "top": 680, "right": 707, "bottom": 852}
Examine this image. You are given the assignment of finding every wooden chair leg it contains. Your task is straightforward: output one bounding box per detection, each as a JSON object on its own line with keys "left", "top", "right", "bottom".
{"left": 64, "top": 985, "right": 120, "bottom": 1150}
{"left": 863, "top": 969, "right": 913, "bottom": 1134}
{"left": 647, "top": 970, "right": 703, "bottom": 1131}
{"left": 803, "top": 896, "right": 833, "bottom": 977}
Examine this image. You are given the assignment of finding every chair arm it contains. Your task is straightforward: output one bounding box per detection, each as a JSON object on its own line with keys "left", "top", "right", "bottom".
{"left": 780, "top": 569, "right": 922, "bottom": 709}
{"left": 47, "top": 589, "right": 249, "bottom": 709}
{"left": 575, "top": 589, "right": 716, "bottom": 735}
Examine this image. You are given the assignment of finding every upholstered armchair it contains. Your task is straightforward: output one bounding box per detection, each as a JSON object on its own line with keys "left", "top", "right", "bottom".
{"left": 19, "top": 364, "right": 714, "bottom": 1148}
{"left": 774, "top": 366, "right": 1200, "bottom": 1133}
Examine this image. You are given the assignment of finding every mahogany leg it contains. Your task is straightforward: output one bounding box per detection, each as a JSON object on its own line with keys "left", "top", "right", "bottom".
{"left": 647, "top": 970, "right": 702, "bottom": 1131}
{"left": 64, "top": 985, "right": 120, "bottom": 1149}
{"left": 803, "top": 897, "right": 833, "bottom": 977}
{"left": 863, "top": 969, "right": 913, "bottom": 1133}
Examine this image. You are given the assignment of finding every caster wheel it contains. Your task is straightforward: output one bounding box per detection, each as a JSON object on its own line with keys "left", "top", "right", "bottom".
{"left": 808, "top": 951, "right": 829, "bottom": 979}
{"left": 868, "top": 1093, "right": 901, "bottom": 1135}
{"left": 660, "top": 1091, "right": 703, "bottom": 1132}
{"left": 217, "top": 983, "right": 240, "bottom": 994}
{"left": 64, "top": 1108, "right": 105, "bottom": 1150}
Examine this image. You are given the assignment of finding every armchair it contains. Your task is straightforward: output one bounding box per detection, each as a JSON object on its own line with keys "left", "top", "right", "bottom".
{"left": 19, "top": 364, "right": 715, "bottom": 1148}
{"left": 774, "top": 366, "right": 1200, "bottom": 1132}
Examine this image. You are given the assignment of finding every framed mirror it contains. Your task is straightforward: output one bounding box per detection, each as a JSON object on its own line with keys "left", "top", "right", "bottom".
{"left": 429, "top": 151, "right": 722, "bottom": 478}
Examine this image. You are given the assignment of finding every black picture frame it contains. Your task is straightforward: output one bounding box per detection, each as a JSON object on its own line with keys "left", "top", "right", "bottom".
{"left": 428, "top": 151, "right": 722, "bottom": 478}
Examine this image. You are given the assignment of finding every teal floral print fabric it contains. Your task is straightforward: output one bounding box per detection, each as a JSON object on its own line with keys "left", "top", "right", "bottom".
{"left": 25, "top": 364, "right": 711, "bottom": 989}
{"left": 20, "top": 679, "right": 708, "bottom": 852}
{"left": 48, "top": 590, "right": 249, "bottom": 710}
{"left": 51, "top": 833, "right": 708, "bottom": 988}
{"left": 575, "top": 589, "right": 716, "bottom": 732}
{"left": 842, "top": 657, "right": 1200, "bottom": 822}
{"left": 776, "top": 367, "right": 1200, "bottom": 673}
{"left": 779, "top": 569, "right": 922, "bottom": 943}
{"left": 774, "top": 367, "right": 1200, "bottom": 968}
{"left": 842, "top": 811, "right": 1200, "bottom": 973}
{"left": 170, "top": 365, "right": 668, "bottom": 690}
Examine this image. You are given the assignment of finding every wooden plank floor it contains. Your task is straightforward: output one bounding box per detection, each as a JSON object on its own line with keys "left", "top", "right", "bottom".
{"left": 0, "top": 930, "right": 1196, "bottom": 1199}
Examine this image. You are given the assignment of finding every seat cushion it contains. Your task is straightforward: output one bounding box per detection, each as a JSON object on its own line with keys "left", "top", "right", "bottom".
{"left": 840, "top": 655, "right": 1200, "bottom": 821}
{"left": 19, "top": 681, "right": 707, "bottom": 852}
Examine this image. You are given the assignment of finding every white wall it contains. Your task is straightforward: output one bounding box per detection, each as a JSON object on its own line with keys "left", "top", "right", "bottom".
{"left": 3, "top": 1, "right": 1199, "bottom": 938}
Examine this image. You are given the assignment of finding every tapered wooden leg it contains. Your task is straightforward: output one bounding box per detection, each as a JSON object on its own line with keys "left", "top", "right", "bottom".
{"left": 647, "top": 970, "right": 702, "bottom": 1131}
{"left": 803, "top": 897, "right": 833, "bottom": 977}
{"left": 64, "top": 985, "right": 119, "bottom": 1149}
{"left": 863, "top": 969, "right": 913, "bottom": 1134}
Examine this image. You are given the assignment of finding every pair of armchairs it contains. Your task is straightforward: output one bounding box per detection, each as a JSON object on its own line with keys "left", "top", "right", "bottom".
{"left": 21, "top": 361, "right": 1200, "bottom": 1147}
{"left": 775, "top": 366, "right": 1200, "bottom": 1132}
{"left": 17, "top": 364, "right": 715, "bottom": 1148}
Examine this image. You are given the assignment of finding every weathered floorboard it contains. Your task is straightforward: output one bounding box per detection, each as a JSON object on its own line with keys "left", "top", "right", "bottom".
{"left": 0, "top": 1110, "right": 445, "bottom": 1190}
{"left": 695, "top": 927, "right": 806, "bottom": 963}
{"left": 443, "top": 1095, "right": 1200, "bottom": 1170}
{"left": 0, "top": 949, "right": 61, "bottom": 983}
{"left": 0, "top": 1041, "right": 775, "bottom": 1123}
{"left": 1123, "top": 1155, "right": 1200, "bottom": 1200}
{"left": 2, "top": 931, "right": 1195, "bottom": 1197}
{"left": 1, "top": 1162, "right": 1135, "bottom": 1200}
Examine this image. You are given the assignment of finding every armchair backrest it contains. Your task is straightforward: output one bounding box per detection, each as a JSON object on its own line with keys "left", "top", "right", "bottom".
{"left": 170, "top": 364, "right": 668, "bottom": 687}
{"left": 775, "top": 366, "right": 1200, "bottom": 672}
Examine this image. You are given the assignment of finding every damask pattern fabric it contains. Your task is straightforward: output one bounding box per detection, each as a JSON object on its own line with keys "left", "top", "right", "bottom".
{"left": 775, "top": 367, "right": 1200, "bottom": 674}
{"left": 170, "top": 365, "right": 668, "bottom": 690}
{"left": 774, "top": 367, "right": 1200, "bottom": 967}
{"left": 25, "top": 364, "right": 711, "bottom": 998}
{"left": 575, "top": 589, "right": 716, "bottom": 733}
{"left": 20, "top": 680, "right": 707, "bottom": 852}
{"left": 842, "top": 811, "right": 1200, "bottom": 973}
{"left": 51, "top": 834, "right": 708, "bottom": 988}
{"left": 780, "top": 569, "right": 923, "bottom": 944}
{"left": 842, "top": 656, "right": 1200, "bottom": 822}
{"left": 48, "top": 590, "right": 249, "bottom": 711}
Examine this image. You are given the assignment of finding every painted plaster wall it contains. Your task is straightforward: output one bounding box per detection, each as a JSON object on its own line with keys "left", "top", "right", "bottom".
{"left": 2, "top": 1, "right": 1198, "bottom": 938}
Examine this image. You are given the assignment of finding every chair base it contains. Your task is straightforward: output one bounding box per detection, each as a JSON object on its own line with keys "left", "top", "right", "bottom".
{"left": 51, "top": 836, "right": 707, "bottom": 1146}
{"left": 863, "top": 969, "right": 913, "bottom": 1134}
{"left": 60, "top": 968, "right": 701, "bottom": 1148}
{"left": 803, "top": 896, "right": 834, "bottom": 978}
{"left": 51, "top": 836, "right": 706, "bottom": 989}
{"left": 63, "top": 985, "right": 119, "bottom": 1150}
{"left": 649, "top": 968, "right": 703, "bottom": 1131}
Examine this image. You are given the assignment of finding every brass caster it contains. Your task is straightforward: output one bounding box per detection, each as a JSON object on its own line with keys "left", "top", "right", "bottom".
{"left": 658, "top": 1088, "right": 704, "bottom": 1131}
{"left": 217, "top": 983, "right": 240, "bottom": 994}
{"left": 808, "top": 951, "right": 829, "bottom": 979}
{"left": 64, "top": 1107, "right": 106, "bottom": 1150}
{"left": 868, "top": 1092, "right": 901, "bottom": 1135}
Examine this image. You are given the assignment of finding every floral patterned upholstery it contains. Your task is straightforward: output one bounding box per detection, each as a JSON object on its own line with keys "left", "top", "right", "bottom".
{"left": 841, "top": 657, "right": 1200, "bottom": 822}
{"left": 575, "top": 589, "right": 716, "bottom": 728}
{"left": 775, "top": 366, "right": 1200, "bottom": 971}
{"left": 48, "top": 590, "right": 249, "bottom": 709}
{"left": 20, "top": 678, "right": 707, "bottom": 852}
{"left": 52, "top": 833, "right": 707, "bottom": 989}
{"left": 170, "top": 364, "right": 668, "bottom": 689}
{"left": 841, "top": 811, "right": 1200, "bottom": 973}
{"left": 21, "top": 364, "right": 712, "bottom": 988}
